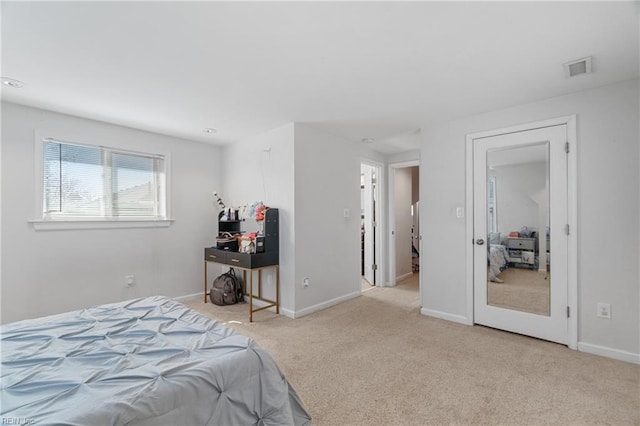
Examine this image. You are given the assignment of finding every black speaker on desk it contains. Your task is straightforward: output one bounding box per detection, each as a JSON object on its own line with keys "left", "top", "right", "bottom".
{"left": 262, "top": 208, "right": 279, "bottom": 253}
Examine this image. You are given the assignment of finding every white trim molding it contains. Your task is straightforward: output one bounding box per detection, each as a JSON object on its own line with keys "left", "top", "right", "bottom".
{"left": 292, "top": 291, "right": 361, "bottom": 319}
{"left": 360, "top": 159, "right": 385, "bottom": 289}
{"left": 396, "top": 272, "right": 413, "bottom": 283}
{"left": 30, "top": 218, "right": 175, "bottom": 231}
{"left": 421, "top": 308, "right": 471, "bottom": 326}
{"left": 578, "top": 342, "right": 640, "bottom": 365}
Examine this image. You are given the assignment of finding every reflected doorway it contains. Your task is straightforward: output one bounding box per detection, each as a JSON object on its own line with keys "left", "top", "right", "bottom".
{"left": 393, "top": 166, "right": 419, "bottom": 282}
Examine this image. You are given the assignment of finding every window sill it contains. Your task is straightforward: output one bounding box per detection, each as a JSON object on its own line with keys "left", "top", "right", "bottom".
{"left": 30, "top": 218, "right": 175, "bottom": 231}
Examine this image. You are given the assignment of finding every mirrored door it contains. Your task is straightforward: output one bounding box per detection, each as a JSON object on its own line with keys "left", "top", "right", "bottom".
{"left": 473, "top": 125, "right": 568, "bottom": 344}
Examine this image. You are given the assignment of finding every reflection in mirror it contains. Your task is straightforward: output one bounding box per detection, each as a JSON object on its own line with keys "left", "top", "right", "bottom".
{"left": 486, "top": 142, "right": 550, "bottom": 316}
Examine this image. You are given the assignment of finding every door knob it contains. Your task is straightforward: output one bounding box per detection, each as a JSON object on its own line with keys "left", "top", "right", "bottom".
{"left": 476, "top": 238, "right": 485, "bottom": 246}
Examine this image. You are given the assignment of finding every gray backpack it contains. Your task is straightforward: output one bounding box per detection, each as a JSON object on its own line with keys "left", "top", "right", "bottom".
{"left": 209, "top": 268, "right": 243, "bottom": 306}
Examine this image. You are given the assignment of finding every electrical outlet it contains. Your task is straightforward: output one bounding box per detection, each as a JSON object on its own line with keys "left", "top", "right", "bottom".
{"left": 303, "top": 278, "right": 310, "bottom": 288}
{"left": 597, "top": 302, "right": 611, "bottom": 319}
{"left": 125, "top": 275, "right": 136, "bottom": 287}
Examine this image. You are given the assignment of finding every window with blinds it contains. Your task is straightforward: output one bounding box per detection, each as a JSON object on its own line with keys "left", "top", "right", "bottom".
{"left": 42, "top": 139, "right": 166, "bottom": 220}
{"left": 488, "top": 176, "right": 497, "bottom": 234}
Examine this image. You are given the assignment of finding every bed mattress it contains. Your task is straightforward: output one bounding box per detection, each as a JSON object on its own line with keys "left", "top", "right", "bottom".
{"left": 1, "top": 296, "right": 311, "bottom": 425}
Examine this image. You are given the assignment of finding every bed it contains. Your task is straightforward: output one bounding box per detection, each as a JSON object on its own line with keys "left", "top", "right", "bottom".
{"left": 489, "top": 244, "right": 510, "bottom": 282}
{"left": 0, "top": 296, "right": 311, "bottom": 425}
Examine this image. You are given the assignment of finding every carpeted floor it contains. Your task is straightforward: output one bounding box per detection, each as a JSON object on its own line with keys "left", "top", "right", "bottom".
{"left": 488, "top": 267, "right": 550, "bottom": 316}
{"left": 185, "top": 274, "right": 639, "bottom": 425}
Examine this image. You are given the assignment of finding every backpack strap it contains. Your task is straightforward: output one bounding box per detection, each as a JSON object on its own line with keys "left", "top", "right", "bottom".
{"left": 228, "top": 268, "right": 243, "bottom": 302}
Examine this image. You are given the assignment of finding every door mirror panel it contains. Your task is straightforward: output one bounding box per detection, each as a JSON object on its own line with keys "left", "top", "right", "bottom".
{"left": 486, "top": 142, "right": 550, "bottom": 316}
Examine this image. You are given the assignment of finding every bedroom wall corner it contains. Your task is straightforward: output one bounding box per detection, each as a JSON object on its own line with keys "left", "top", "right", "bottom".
{"left": 220, "top": 123, "right": 296, "bottom": 315}
{"left": 1, "top": 102, "right": 222, "bottom": 323}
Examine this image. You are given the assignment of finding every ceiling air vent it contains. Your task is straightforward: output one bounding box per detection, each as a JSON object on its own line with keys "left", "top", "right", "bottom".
{"left": 564, "top": 56, "right": 593, "bottom": 78}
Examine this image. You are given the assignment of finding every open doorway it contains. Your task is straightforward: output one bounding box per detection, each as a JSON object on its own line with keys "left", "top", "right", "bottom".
{"left": 388, "top": 161, "right": 420, "bottom": 294}
{"left": 361, "top": 163, "right": 381, "bottom": 291}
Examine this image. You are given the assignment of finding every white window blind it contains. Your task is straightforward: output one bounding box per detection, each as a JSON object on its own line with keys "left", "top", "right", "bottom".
{"left": 42, "top": 139, "right": 166, "bottom": 220}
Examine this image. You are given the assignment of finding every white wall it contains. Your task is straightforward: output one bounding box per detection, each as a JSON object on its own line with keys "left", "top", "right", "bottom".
{"left": 1, "top": 102, "right": 222, "bottom": 323}
{"left": 293, "top": 124, "right": 364, "bottom": 314}
{"left": 421, "top": 79, "right": 639, "bottom": 358}
{"left": 388, "top": 149, "right": 420, "bottom": 165}
{"left": 493, "top": 162, "right": 546, "bottom": 236}
{"left": 394, "top": 167, "right": 413, "bottom": 279}
{"left": 221, "top": 123, "right": 296, "bottom": 314}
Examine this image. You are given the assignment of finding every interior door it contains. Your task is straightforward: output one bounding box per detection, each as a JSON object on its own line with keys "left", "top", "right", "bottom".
{"left": 473, "top": 125, "right": 568, "bottom": 344}
{"left": 363, "top": 165, "right": 375, "bottom": 285}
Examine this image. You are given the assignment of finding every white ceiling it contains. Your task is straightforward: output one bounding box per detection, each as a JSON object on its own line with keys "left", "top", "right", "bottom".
{"left": 2, "top": 2, "right": 638, "bottom": 154}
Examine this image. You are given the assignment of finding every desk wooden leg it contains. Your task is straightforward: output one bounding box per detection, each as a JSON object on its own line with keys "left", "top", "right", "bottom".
{"left": 276, "top": 265, "right": 280, "bottom": 314}
{"left": 249, "top": 270, "right": 254, "bottom": 323}
{"left": 243, "top": 270, "right": 247, "bottom": 296}
{"left": 203, "top": 261, "right": 208, "bottom": 303}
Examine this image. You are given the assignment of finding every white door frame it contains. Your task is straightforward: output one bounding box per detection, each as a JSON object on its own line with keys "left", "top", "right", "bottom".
{"left": 361, "top": 159, "right": 384, "bottom": 290}
{"left": 388, "top": 160, "right": 420, "bottom": 287}
{"left": 465, "top": 115, "right": 578, "bottom": 349}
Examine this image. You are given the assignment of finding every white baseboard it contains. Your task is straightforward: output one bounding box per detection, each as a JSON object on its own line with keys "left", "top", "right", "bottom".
{"left": 240, "top": 296, "right": 293, "bottom": 317}
{"left": 578, "top": 342, "right": 640, "bottom": 364}
{"left": 292, "top": 291, "right": 361, "bottom": 319}
{"left": 420, "top": 307, "right": 471, "bottom": 325}
{"left": 396, "top": 272, "right": 413, "bottom": 282}
{"left": 279, "top": 307, "right": 295, "bottom": 319}
{"left": 245, "top": 298, "right": 296, "bottom": 319}
{"left": 173, "top": 292, "right": 202, "bottom": 303}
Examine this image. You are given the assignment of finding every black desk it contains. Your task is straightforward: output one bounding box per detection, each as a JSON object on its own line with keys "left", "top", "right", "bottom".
{"left": 204, "top": 247, "right": 279, "bottom": 322}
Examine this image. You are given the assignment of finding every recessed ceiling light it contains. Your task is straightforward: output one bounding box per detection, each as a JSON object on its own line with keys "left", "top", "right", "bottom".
{"left": 361, "top": 138, "right": 375, "bottom": 144}
{"left": 203, "top": 128, "right": 217, "bottom": 134}
{"left": 1, "top": 77, "right": 25, "bottom": 88}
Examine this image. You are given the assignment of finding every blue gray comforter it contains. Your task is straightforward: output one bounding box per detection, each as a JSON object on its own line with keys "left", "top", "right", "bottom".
{"left": 1, "top": 296, "right": 311, "bottom": 425}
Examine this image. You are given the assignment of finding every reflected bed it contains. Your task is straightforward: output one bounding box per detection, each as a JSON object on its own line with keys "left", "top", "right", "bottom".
{"left": 489, "top": 244, "right": 510, "bottom": 282}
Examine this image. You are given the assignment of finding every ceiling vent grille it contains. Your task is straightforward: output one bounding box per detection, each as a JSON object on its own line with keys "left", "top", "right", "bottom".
{"left": 564, "top": 57, "right": 593, "bottom": 78}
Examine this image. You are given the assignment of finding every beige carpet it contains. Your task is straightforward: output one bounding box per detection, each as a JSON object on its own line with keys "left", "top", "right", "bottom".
{"left": 185, "top": 275, "right": 639, "bottom": 425}
{"left": 488, "top": 267, "right": 550, "bottom": 316}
